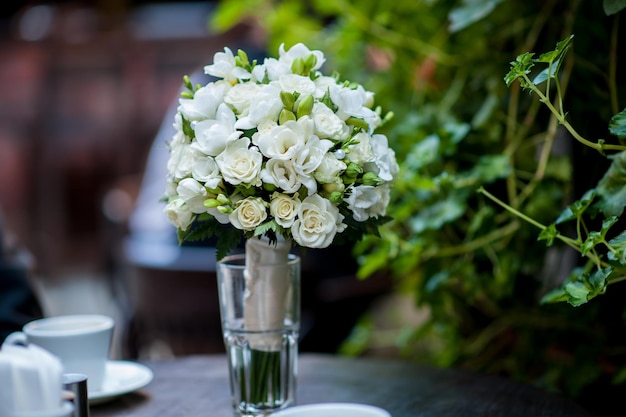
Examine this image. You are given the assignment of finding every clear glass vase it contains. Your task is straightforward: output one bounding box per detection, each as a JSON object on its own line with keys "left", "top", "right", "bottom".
{"left": 216, "top": 239, "right": 300, "bottom": 417}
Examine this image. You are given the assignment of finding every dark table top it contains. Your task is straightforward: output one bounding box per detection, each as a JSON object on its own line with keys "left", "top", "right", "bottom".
{"left": 90, "top": 354, "right": 596, "bottom": 417}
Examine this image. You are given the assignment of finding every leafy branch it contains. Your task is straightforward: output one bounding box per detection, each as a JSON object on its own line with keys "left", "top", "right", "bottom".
{"left": 481, "top": 35, "right": 626, "bottom": 306}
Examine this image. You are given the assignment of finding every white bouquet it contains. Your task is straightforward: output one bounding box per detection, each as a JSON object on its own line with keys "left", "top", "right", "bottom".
{"left": 163, "top": 42, "right": 398, "bottom": 258}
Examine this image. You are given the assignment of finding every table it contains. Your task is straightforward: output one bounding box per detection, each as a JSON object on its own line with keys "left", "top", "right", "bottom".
{"left": 90, "top": 354, "right": 596, "bottom": 417}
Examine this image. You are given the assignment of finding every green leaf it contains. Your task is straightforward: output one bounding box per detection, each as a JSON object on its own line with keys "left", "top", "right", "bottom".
{"left": 538, "top": 223, "right": 559, "bottom": 246}
{"left": 532, "top": 35, "right": 573, "bottom": 85}
{"left": 604, "top": 0, "right": 626, "bottom": 15}
{"left": 504, "top": 53, "right": 535, "bottom": 87}
{"left": 181, "top": 115, "right": 195, "bottom": 139}
{"left": 581, "top": 231, "right": 601, "bottom": 256}
{"left": 405, "top": 135, "right": 440, "bottom": 170}
{"left": 216, "top": 227, "right": 242, "bottom": 260}
{"left": 608, "top": 230, "right": 626, "bottom": 264}
{"left": 448, "top": 0, "right": 505, "bottom": 33}
{"left": 463, "top": 154, "right": 511, "bottom": 184}
{"left": 409, "top": 197, "right": 466, "bottom": 233}
{"left": 595, "top": 151, "right": 626, "bottom": 217}
{"left": 608, "top": 108, "right": 626, "bottom": 139}
{"left": 563, "top": 280, "right": 591, "bottom": 307}
{"left": 542, "top": 267, "right": 611, "bottom": 306}
{"left": 556, "top": 189, "right": 596, "bottom": 223}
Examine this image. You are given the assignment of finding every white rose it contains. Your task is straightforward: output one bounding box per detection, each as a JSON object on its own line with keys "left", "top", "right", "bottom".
{"left": 229, "top": 197, "right": 268, "bottom": 231}
{"left": 204, "top": 47, "right": 251, "bottom": 83}
{"left": 367, "top": 133, "right": 399, "bottom": 182}
{"left": 279, "top": 74, "right": 316, "bottom": 95}
{"left": 291, "top": 194, "right": 346, "bottom": 248}
{"left": 270, "top": 192, "right": 301, "bottom": 228}
{"left": 234, "top": 84, "right": 283, "bottom": 130}
{"left": 176, "top": 177, "right": 208, "bottom": 214}
{"left": 164, "top": 198, "right": 194, "bottom": 231}
{"left": 191, "top": 155, "right": 221, "bottom": 189}
{"left": 346, "top": 185, "right": 389, "bottom": 221}
{"left": 224, "top": 82, "right": 260, "bottom": 116}
{"left": 256, "top": 120, "right": 306, "bottom": 160}
{"left": 314, "top": 153, "right": 347, "bottom": 184}
{"left": 192, "top": 103, "right": 242, "bottom": 157}
{"left": 177, "top": 80, "right": 230, "bottom": 121}
{"left": 278, "top": 43, "right": 326, "bottom": 71}
{"left": 261, "top": 158, "right": 301, "bottom": 193}
{"left": 311, "top": 103, "right": 350, "bottom": 140}
{"left": 216, "top": 138, "right": 263, "bottom": 187}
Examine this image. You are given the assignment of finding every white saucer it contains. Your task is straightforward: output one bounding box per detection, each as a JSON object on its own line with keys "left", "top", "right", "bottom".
{"left": 271, "top": 403, "right": 392, "bottom": 417}
{"left": 89, "top": 361, "right": 154, "bottom": 405}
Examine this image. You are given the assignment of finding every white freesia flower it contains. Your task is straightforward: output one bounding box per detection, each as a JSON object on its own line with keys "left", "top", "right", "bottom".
{"left": 279, "top": 74, "right": 316, "bottom": 96}
{"left": 191, "top": 154, "right": 221, "bottom": 189}
{"left": 234, "top": 84, "right": 283, "bottom": 130}
{"left": 164, "top": 198, "right": 194, "bottom": 231}
{"left": 329, "top": 84, "right": 380, "bottom": 131}
{"left": 176, "top": 177, "right": 209, "bottom": 214}
{"left": 192, "top": 103, "right": 242, "bottom": 156}
{"left": 314, "top": 153, "right": 347, "bottom": 184}
{"left": 293, "top": 136, "right": 333, "bottom": 194}
{"left": 278, "top": 43, "right": 325, "bottom": 71}
{"left": 346, "top": 132, "right": 375, "bottom": 165}
{"left": 204, "top": 47, "right": 251, "bottom": 83}
{"left": 164, "top": 43, "right": 397, "bottom": 253}
{"left": 177, "top": 80, "right": 230, "bottom": 121}
{"left": 256, "top": 120, "right": 306, "bottom": 160}
{"left": 291, "top": 194, "right": 346, "bottom": 249}
{"left": 260, "top": 158, "right": 301, "bottom": 193}
{"left": 368, "top": 134, "right": 400, "bottom": 182}
{"left": 313, "top": 76, "right": 339, "bottom": 99}
{"left": 216, "top": 138, "right": 263, "bottom": 187}
{"left": 346, "top": 185, "right": 389, "bottom": 222}
{"left": 224, "top": 82, "right": 260, "bottom": 116}
{"left": 229, "top": 197, "right": 268, "bottom": 231}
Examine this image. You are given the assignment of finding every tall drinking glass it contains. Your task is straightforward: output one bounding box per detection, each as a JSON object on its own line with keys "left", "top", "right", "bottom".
{"left": 216, "top": 253, "right": 300, "bottom": 417}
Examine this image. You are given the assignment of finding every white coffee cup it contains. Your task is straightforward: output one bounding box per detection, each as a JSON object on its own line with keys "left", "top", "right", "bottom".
{"left": 4, "top": 314, "right": 114, "bottom": 392}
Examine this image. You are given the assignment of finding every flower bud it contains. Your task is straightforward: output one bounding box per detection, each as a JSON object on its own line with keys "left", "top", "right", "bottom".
{"left": 280, "top": 91, "right": 296, "bottom": 110}
{"left": 304, "top": 54, "right": 317, "bottom": 74}
{"left": 362, "top": 172, "right": 383, "bottom": 186}
{"left": 329, "top": 191, "right": 344, "bottom": 205}
{"left": 346, "top": 117, "right": 369, "bottom": 130}
{"left": 279, "top": 109, "right": 297, "bottom": 124}
{"left": 204, "top": 198, "right": 220, "bottom": 208}
{"left": 217, "top": 205, "right": 232, "bottom": 214}
{"left": 296, "top": 94, "right": 314, "bottom": 118}
{"left": 291, "top": 57, "right": 305, "bottom": 75}
{"left": 263, "top": 182, "right": 277, "bottom": 192}
{"left": 344, "top": 162, "right": 363, "bottom": 179}
{"left": 236, "top": 49, "right": 250, "bottom": 68}
{"left": 323, "top": 181, "right": 345, "bottom": 194}
{"left": 216, "top": 194, "right": 230, "bottom": 204}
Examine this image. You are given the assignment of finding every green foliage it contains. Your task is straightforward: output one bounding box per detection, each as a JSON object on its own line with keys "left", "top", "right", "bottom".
{"left": 210, "top": 0, "right": 626, "bottom": 413}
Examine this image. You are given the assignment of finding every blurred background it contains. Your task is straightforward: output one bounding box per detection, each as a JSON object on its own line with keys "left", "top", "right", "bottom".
{"left": 0, "top": 0, "right": 231, "bottom": 358}
{"left": 0, "top": 0, "right": 396, "bottom": 361}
